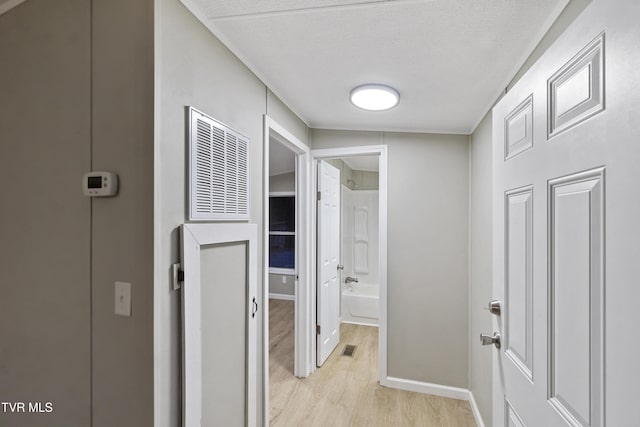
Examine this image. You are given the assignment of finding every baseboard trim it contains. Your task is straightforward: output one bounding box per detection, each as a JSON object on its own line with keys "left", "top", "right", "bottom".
{"left": 383, "top": 376, "right": 487, "bottom": 425}
{"left": 468, "top": 391, "right": 486, "bottom": 427}
{"left": 269, "top": 293, "right": 295, "bottom": 301}
{"left": 382, "top": 376, "right": 470, "bottom": 401}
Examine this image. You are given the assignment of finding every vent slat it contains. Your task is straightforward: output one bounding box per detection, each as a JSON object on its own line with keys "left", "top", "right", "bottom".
{"left": 189, "top": 108, "right": 250, "bottom": 220}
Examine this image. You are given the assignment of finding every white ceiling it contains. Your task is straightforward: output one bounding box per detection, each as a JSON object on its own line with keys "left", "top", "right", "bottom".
{"left": 269, "top": 138, "right": 296, "bottom": 176}
{"left": 182, "top": 0, "right": 569, "bottom": 134}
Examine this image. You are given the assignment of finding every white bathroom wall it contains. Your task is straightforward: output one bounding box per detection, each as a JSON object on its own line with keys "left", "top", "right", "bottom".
{"left": 342, "top": 188, "right": 379, "bottom": 286}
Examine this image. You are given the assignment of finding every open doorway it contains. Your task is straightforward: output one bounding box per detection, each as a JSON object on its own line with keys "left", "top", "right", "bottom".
{"left": 310, "top": 145, "right": 388, "bottom": 384}
{"left": 314, "top": 154, "right": 383, "bottom": 369}
{"left": 262, "top": 116, "right": 311, "bottom": 427}
{"left": 264, "top": 132, "right": 389, "bottom": 425}
{"left": 267, "top": 146, "right": 389, "bottom": 425}
{"left": 267, "top": 134, "right": 297, "bottom": 378}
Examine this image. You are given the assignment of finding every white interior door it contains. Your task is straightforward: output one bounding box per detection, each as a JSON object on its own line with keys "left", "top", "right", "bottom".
{"left": 181, "top": 223, "right": 258, "bottom": 427}
{"left": 492, "top": 1, "right": 640, "bottom": 425}
{"left": 317, "top": 160, "right": 341, "bottom": 366}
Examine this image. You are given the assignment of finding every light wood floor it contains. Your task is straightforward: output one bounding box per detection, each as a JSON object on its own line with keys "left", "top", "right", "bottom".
{"left": 269, "top": 299, "right": 477, "bottom": 427}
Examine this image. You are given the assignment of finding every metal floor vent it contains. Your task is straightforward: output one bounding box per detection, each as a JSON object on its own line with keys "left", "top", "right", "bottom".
{"left": 342, "top": 344, "right": 357, "bottom": 357}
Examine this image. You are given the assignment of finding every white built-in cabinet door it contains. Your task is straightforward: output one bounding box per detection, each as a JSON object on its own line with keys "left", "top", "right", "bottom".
{"left": 181, "top": 223, "right": 258, "bottom": 427}
{"left": 317, "top": 160, "right": 341, "bottom": 366}
{"left": 492, "top": 1, "right": 640, "bottom": 426}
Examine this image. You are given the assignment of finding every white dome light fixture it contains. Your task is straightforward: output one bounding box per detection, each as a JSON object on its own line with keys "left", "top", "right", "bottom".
{"left": 350, "top": 84, "right": 400, "bottom": 111}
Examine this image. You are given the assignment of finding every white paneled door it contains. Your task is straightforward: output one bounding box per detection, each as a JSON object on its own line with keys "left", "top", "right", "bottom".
{"left": 181, "top": 223, "right": 258, "bottom": 427}
{"left": 317, "top": 160, "right": 341, "bottom": 366}
{"left": 492, "top": 1, "right": 640, "bottom": 425}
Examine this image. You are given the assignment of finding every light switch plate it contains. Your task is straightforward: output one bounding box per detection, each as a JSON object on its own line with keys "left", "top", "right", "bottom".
{"left": 282, "top": 275, "right": 287, "bottom": 284}
{"left": 115, "top": 282, "right": 131, "bottom": 317}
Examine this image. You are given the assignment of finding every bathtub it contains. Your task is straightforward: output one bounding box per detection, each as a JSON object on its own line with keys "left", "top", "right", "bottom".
{"left": 341, "top": 283, "right": 379, "bottom": 327}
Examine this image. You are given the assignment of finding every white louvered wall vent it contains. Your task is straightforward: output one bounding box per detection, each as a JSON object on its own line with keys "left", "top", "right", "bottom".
{"left": 188, "top": 107, "right": 250, "bottom": 221}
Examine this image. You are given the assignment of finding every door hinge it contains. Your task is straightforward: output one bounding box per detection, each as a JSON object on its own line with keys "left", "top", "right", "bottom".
{"left": 317, "top": 191, "right": 322, "bottom": 201}
{"left": 172, "top": 263, "right": 184, "bottom": 290}
{"left": 316, "top": 325, "right": 321, "bottom": 335}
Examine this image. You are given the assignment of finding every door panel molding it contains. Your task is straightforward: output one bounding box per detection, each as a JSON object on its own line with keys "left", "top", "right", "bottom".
{"left": 505, "top": 95, "right": 534, "bottom": 160}
{"left": 505, "top": 398, "right": 527, "bottom": 427}
{"left": 504, "top": 186, "right": 534, "bottom": 381}
{"left": 548, "top": 33, "right": 605, "bottom": 139}
{"left": 547, "top": 168, "right": 605, "bottom": 427}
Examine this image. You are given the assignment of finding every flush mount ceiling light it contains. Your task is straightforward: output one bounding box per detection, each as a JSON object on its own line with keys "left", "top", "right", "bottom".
{"left": 350, "top": 84, "right": 400, "bottom": 111}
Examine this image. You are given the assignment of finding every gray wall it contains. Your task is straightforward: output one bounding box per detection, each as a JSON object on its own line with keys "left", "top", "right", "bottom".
{"left": 327, "top": 158, "right": 379, "bottom": 190}
{"left": 351, "top": 170, "right": 379, "bottom": 190}
{"left": 0, "top": 1, "right": 91, "bottom": 425}
{"left": 469, "top": 110, "right": 494, "bottom": 425}
{"left": 92, "top": 0, "right": 154, "bottom": 426}
{"left": 267, "top": 88, "right": 308, "bottom": 144}
{"left": 269, "top": 172, "right": 296, "bottom": 193}
{"left": 269, "top": 274, "right": 296, "bottom": 297}
{"left": 154, "top": 0, "right": 308, "bottom": 424}
{"left": 0, "top": 0, "right": 154, "bottom": 426}
{"left": 311, "top": 129, "right": 470, "bottom": 388}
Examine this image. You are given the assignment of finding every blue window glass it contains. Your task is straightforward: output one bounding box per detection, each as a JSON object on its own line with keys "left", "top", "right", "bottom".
{"left": 269, "top": 195, "right": 295, "bottom": 269}
{"left": 269, "top": 235, "right": 295, "bottom": 269}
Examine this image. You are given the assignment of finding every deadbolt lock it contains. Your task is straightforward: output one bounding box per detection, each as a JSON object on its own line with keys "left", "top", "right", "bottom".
{"left": 488, "top": 300, "right": 501, "bottom": 316}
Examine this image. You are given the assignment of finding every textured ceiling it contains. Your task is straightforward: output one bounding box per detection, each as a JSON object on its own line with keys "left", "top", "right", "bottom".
{"left": 194, "top": 0, "right": 404, "bottom": 19}
{"left": 183, "top": 0, "right": 568, "bottom": 134}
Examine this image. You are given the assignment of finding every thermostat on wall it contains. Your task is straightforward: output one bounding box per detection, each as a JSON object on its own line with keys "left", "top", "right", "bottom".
{"left": 83, "top": 171, "right": 118, "bottom": 197}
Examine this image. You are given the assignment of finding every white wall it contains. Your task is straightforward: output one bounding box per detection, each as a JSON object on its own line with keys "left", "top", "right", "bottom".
{"left": 312, "top": 129, "right": 470, "bottom": 388}
{"left": 154, "top": 0, "right": 308, "bottom": 424}
{"left": 342, "top": 188, "right": 379, "bottom": 286}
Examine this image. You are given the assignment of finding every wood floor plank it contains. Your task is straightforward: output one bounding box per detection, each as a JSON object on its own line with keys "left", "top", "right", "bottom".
{"left": 269, "top": 299, "right": 477, "bottom": 427}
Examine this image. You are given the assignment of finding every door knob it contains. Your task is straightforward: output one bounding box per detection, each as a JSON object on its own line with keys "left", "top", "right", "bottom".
{"left": 337, "top": 264, "right": 344, "bottom": 270}
{"left": 480, "top": 332, "right": 501, "bottom": 349}
{"left": 488, "top": 300, "right": 501, "bottom": 316}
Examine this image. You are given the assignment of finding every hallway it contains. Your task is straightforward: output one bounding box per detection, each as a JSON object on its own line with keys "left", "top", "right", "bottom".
{"left": 269, "top": 299, "right": 476, "bottom": 426}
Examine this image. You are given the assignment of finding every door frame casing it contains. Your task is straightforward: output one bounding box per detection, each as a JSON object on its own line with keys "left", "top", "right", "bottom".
{"left": 262, "top": 116, "right": 312, "bottom": 426}
{"left": 309, "top": 145, "right": 388, "bottom": 382}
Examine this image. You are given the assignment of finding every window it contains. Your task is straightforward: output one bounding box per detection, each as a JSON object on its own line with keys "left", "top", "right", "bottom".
{"left": 269, "top": 193, "right": 295, "bottom": 272}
